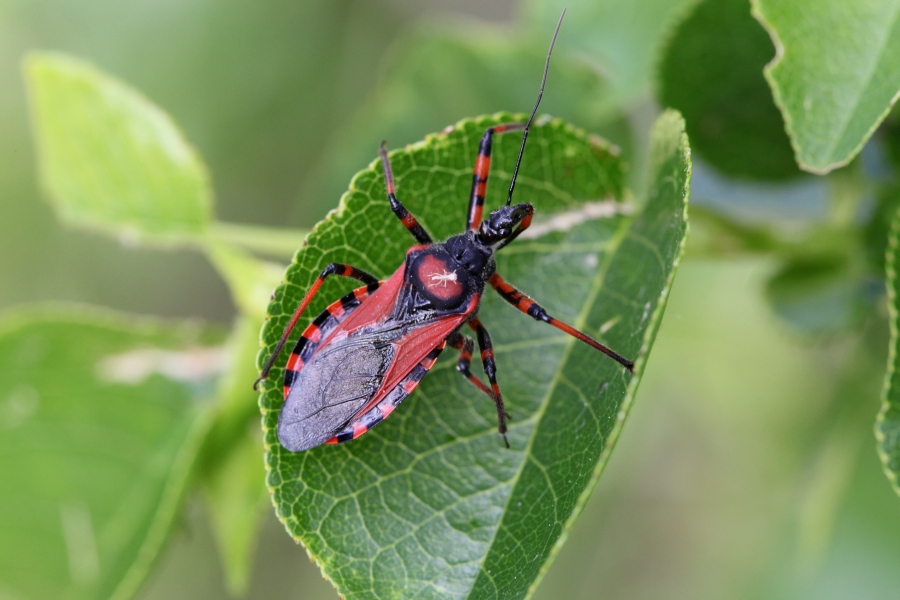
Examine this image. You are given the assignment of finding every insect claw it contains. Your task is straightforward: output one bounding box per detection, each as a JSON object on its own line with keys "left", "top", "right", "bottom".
{"left": 501, "top": 432, "right": 510, "bottom": 449}
{"left": 252, "top": 375, "right": 265, "bottom": 392}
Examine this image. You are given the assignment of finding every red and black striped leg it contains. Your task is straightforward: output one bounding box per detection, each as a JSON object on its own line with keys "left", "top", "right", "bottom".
{"left": 379, "top": 141, "right": 433, "bottom": 245}
{"left": 489, "top": 273, "right": 635, "bottom": 373}
{"left": 254, "top": 263, "right": 380, "bottom": 390}
{"left": 467, "top": 123, "right": 526, "bottom": 231}
{"left": 447, "top": 332, "right": 496, "bottom": 402}
{"left": 467, "top": 317, "right": 511, "bottom": 448}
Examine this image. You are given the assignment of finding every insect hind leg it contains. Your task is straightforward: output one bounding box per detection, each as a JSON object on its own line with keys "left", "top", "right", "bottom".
{"left": 447, "top": 332, "right": 496, "bottom": 403}
{"left": 448, "top": 331, "right": 509, "bottom": 448}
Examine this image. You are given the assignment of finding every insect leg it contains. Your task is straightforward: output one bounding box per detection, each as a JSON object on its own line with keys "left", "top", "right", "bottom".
{"left": 447, "top": 332, "right": 495, "bottom": 402}
{"left": 489, "top": 273, "right": 635, "bottom": 373}
{"left": 254, "top": 263, "right": 380, "bottom": 390}
{"left": 466, "top": 123, "right": 526, "bottom": 231}
{"left": 379, "top": 141, "right": 433, "bottom": 245}
{"left": 467, "top": 317, "right": 510, "bottom": 448}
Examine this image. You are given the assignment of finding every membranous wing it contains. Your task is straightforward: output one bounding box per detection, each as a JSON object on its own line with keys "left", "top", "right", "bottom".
{"left": 278, "top": 325, "right": 401, "bottom": 451}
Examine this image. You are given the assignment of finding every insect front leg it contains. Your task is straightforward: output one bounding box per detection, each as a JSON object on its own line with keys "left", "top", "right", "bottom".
{"left": 488, "top": 272, "right": 635, "bottom": 372}
{"left": 466, "top": 123, "right": 526, "bottom": 231}
{"left": 467, "top": 317, "right": 510, "bottom": 448}
{"left": 378, "top": 141, "right": 433, "bottom": 245}
{"left": 255, "top": 263, "right": 380, "bottom": 390}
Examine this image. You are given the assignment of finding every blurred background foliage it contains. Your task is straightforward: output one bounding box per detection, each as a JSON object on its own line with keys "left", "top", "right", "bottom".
{"left": 2, "top": 0, "right": 900, "bottom": 598}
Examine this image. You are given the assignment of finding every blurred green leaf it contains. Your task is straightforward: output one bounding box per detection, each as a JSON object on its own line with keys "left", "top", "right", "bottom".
{"left": 865, "top": 184, "right": 900, "bottom": 273}
{"left": 794, "top": 328, "right": 884, "bottom": 573}
{"left": 199, "top": 315, "right": 270, "bottom": 595}
{"left": 258, "top": 112, "right": 689, "bottom": 597}
{"left": 0, "top": 306, "right": 222, "bottom": 600}
{"left": 202, "top": 241, "right": 285, "bottom": 321}
{"left": 878, "top": 206, "right": 900, "bottom": 498}
{"left": 209, "top": 223, "right": 308, "bottom": 261}
{"left": 752, "top": 0, "right": 900, "bottom": 174}
{"left": 314, "top": 28, "right": 629, "bottom": 220}
{"left": 201, "top": 428, "right": 268, "bottom": 596}
{"left": 688, "top": 206, "right": 782, "bottom": 255}
{"left": 765, "top": 254, "right": 871, "bottom": 336}
{"left": 525, "top": 0, "right": 697, "bottom": 106}
{"left": 25, "top": 53, "right": 212, "bottom": 243}
{"left": 659, "top": 0, "right": 801, "bottom": 180}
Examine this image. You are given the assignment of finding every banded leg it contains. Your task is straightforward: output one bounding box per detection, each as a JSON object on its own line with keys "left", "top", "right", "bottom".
{"left": 467, "top": 123, "right": 526, "bottom": 231}
{"left": 379, "top": 141, "right": 432, "bottom": 245}
{"left": 467, "top": 317, "right": 511, "bottom": 448}
{"left": 489, "top": 273, "right": 635, "bottom": 373}
{"left": 447, "top": 332, "right": 495, "bottom": 402}
{"left": 254, "top": 263, "right": 380, "bottom": 390}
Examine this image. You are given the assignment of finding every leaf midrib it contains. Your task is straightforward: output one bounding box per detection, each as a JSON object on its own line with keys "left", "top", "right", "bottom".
{"left": 468, "top": 212, "right": 634, "bottom": 598}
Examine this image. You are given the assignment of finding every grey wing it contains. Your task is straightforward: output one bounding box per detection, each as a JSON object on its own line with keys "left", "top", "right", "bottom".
{"left": 277, "top": 334, "right": 396, "bottom": 451}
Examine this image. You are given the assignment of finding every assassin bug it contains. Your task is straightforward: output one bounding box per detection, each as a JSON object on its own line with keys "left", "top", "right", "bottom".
{"left": 255, "top": 9, "right": 634, "bottom": 451}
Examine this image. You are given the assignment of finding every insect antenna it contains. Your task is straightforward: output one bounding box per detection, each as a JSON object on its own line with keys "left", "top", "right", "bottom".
{"left": 505, "top": 7, "right": 566, "bottom": 207}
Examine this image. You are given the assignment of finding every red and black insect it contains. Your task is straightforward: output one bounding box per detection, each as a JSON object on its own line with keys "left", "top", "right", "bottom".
{"left": 255, "top": 10, "right": 633, "bottom": 451}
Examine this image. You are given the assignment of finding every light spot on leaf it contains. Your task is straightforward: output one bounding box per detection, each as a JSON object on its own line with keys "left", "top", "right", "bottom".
{"left": 96, "top": 346, "right": 227, "bottom": 384}
{"left": 599, "top": 316, "right": 621, "bottom": 335}
{"left": 1, "top": 385, "right": 39, "bottom": 428}
{"left": 60, "top": 503, "right": 100, "bottom": 585}
{"left": 519, "top": 200, "right": 633, "bottom": 240}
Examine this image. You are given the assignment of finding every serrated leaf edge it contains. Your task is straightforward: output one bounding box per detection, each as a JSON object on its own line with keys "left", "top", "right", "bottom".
{"left": 876, "top": 204, "right": 900, "bottom": 497}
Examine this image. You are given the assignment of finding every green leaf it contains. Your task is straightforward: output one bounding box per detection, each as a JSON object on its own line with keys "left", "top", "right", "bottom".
{"left": 659, "top": 0, "right": 802, "bottom": 180}
{"left": 0, "top": 306, "right": 223, "bottom": 600}
{"left": 24, "top": 53, "right": 213, "bottom": 243}
{"left": 258, "top": 112, "right": 689, "bottom": 597}
{"left": 752, "top": 0, "right": 900, "bottom": 174}
{"left": 525, "top": 0, "right": 698, "bottom": 106}
{"left": 878, "top": 206, "right": 900, "bottom": 498}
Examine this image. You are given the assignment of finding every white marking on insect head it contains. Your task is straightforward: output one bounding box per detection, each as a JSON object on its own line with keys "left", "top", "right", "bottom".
{"left": 428, "top": 270, "right": 458, "bottom": 288}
